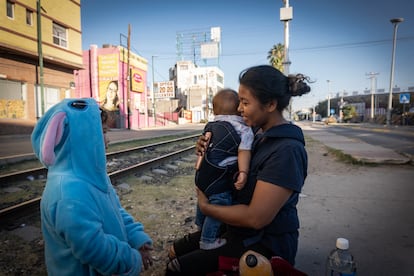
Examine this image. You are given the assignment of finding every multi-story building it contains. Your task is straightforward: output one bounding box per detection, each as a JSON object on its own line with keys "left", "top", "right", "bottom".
{"left": 0, "top": 0, "right": 82, "bottom": 121}
{"left": 170, "top": 60, "right": 224, "bottom": 122}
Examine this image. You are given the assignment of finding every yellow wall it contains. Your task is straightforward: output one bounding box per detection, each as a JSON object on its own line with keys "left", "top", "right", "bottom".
{"left": 0, "top": 0, "right": 83, "bottom": 121}
{"left": 119, "top": 46, "right": 148, "bottom": 71}
{"left": 0, "top": 0, "right": 82, "bottom": 67}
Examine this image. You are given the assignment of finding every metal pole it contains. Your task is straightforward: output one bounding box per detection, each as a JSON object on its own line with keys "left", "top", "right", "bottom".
{"left": 370, "top": 78, "right": 374, "bottom": 120}
{"left": 375, "top": 85, "right": 378, "bottom": 116}
{"left": 312, "top": 93, "right": 316, "bottom": 123}
{"left": 37, "top": 0, "right": 44, "bottom": 117}
{"left": 283, "top": 0, "right": 290, "bottom": 76}
{"left": 187, "top": 88, "right": 191, "bottom": 110}
{"left": 280, "top": 0, "right": 292, "bottom": 119}
{"left": 366, "top": 72, "right": 378, "bottom": 120}
{"left": 312, "top": 105, "right": 316, "bottom": 123}
{"left": 386, "top": 18, "right": 404, "bottom": 126}
{"left": 126, "top": 24, "right": 131, "bottom": 129}
{"left": 205, "top": 69, "right": 209, "bottom": 120}
{"left": 151, "top": 55, "right": 157, "bottom": 127}
{"left": 327, "top": 80, "right": 331, "bottom": 117}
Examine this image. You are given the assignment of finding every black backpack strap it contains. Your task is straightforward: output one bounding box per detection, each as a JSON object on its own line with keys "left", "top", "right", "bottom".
{"left": 196, "top": 120, "right": 241, "bottom": 196}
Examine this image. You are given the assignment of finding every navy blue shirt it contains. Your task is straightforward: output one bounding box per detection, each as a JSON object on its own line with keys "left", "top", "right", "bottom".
{"left": 229, "top": 123, "right": 308, "bottom": 251}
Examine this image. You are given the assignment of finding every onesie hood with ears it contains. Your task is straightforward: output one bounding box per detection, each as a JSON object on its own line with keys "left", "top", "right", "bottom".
{"left": 31, "top": 98, "right": 108, "bottom": 191}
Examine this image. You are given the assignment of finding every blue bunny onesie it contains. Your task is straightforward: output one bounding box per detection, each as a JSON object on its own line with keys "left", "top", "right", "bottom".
{"left": 31, "top": 98, "right": 152, "bottom": 276}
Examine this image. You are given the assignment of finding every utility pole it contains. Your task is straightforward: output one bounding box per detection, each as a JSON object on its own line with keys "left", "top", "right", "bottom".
{"left": 339, "top": 92, "right": 344, "bottom": 123}
{"left": 366, "top": 72, "right": 379, "bottom": 120}
{"left": 327, "top": 80, "right": 331, "bottom": 117}
{"left": 280, "top": 0, "right": 292, "bottom": 75}
{"left": 37, "top": 0, "right": 44, "bottom": 117}
{"left": 205, "top": 69, "right": 209, "bottom": 121}
{"left": 126, "top": 24, "right": 131, "bottom": 129}
{"left": 312, "top": 95, "right": 316, "bottom": 123}
{"left": 151, "top": 55, "right": 157, "bottom": 127}
{"left": 280, "top": 0, "right": 293, "bottom": 118}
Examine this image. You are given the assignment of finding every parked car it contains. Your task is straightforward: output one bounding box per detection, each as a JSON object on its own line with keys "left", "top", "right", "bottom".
{"left": 322, "top": 115, "right": 337, "bottom": 125}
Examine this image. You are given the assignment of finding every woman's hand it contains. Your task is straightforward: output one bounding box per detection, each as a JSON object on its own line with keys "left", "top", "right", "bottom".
{"left": 139, "top": 243, "right": 153, "bottom": 270}
{"left": 195, "top": 132, "right": 211, "bottom": 156}
{"left": 196, "top": 187, "right": 209, "bottom": 212}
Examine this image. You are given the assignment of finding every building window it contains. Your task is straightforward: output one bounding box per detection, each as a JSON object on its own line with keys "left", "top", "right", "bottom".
{"left": 26, "top": 9, "right": 33, "bottom": 25}
{"left": 6, "top": 1, "right": 14, "bottom": 19}
{"left": 53, "top": 22, "right": 67, "bottom": 48}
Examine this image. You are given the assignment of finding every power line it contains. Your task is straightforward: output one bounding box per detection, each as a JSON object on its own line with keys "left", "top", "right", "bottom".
{"left": 292, "top": 36, "right": 414, "bottom": 52}
{"left": 219, "top": 36, "right": 414, "bottom": 57}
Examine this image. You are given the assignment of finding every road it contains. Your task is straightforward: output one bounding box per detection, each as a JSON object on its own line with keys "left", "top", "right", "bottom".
{"left": 301, "top": 122, "right": 414, "bottom": 157}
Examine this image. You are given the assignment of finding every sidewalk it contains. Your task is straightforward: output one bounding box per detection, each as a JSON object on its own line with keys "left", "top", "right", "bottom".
{"left": 297, "top": 122, "right": 411, "bottom": 165}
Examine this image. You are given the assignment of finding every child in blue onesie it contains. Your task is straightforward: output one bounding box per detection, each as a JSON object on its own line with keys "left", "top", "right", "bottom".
{"left": 31, "top": 98, "right": 153, "bottom": 276}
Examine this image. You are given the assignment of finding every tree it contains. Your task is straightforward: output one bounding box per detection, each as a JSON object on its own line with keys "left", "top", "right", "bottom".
{"left": 267, "top": 43, "right": 285, "bottom": 72}
{"left": 342, "top": 105, "right": 357, "bottom": 122}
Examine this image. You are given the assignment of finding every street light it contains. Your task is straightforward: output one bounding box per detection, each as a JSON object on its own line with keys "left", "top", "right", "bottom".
{"left": 386, "top": 18, "right": 404, "bottom": 126}
{"left": 327, "top": 80, "right": 331, "bottom": 117}
{"left": 151, "top": 55, "right": 158, "bottom": 127}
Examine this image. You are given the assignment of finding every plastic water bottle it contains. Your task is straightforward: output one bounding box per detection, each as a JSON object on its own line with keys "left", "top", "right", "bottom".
{"left": 326, "top": 238, "right": 357, "bottom": 276}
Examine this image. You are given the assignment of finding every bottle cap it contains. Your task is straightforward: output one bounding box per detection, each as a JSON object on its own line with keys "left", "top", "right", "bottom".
{"left": 336, "top": 238, "right": 349, "bottom": 250}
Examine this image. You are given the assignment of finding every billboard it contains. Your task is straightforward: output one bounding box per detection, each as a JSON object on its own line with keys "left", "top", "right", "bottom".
{"left": 131, "top": 68, "right": 146, "bottom": 93}
{"left": 201, "top": 42, "right": 219, "bottom": 59}
{"left": 98, "top": 54, "right": 119, "bottom": 104}
{"left": 211, "top": 27, "right": 221, "bottom": 42}
{"left": 155, "top": 81, "right": 175, "bottom": 99}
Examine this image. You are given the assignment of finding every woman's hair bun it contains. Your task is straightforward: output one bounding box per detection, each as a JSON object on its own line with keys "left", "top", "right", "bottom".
{"left": 288, "top": 74, "right": 312, "bottom": 96}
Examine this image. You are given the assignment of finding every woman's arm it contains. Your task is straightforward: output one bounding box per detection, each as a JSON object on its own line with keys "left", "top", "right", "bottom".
{"left": 197, "top": 180, "right": 292, "bottom": 229}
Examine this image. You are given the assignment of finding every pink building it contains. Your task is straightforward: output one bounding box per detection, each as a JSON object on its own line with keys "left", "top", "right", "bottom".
{"left": 74, "top": 44, "right": 151, "bottom": 129}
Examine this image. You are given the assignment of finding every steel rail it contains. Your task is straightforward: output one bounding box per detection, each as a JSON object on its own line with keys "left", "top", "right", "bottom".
{"left": 0, "top": 135, "right": 198, "bottom": 185}
{"left": 0, "top": 145, "right": 195, "bottom": 224}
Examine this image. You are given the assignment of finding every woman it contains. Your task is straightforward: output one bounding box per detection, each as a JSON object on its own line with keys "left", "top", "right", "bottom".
{"left": 102, "top": 80, "right": 119, "bottom": 111}
{"left": 101, "top": 81, "right": 120, "bottom": 128}
{"left": 166, "top": 65, "right": 311, "bottom": 275}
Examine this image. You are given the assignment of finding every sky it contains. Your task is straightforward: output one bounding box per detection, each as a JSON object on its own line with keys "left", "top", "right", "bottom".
{"left": 81, "top": 0, "right": 414, "bottom": 111}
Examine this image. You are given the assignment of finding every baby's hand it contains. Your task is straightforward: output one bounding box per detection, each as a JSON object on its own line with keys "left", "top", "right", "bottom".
{"left": 234, "top": 171, "right": 247, "bottom": 190}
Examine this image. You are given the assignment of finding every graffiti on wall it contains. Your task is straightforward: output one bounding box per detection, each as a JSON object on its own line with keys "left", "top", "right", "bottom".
{"left": 0, "top": 99, "right": 25, "bottom": 119}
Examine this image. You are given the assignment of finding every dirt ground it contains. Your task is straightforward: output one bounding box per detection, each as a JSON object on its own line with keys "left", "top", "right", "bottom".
{"left": 1, "top": 137, "right": 413, "bottom": 275}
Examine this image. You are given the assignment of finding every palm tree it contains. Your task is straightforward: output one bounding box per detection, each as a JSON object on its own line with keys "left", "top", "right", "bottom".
{"left": 267, "top": 43, "right": 285, "bottom": 73}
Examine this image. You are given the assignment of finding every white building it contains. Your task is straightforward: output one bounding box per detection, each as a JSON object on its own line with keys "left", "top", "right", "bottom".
{"left": 170, "top": 60, "right": 224, "bottom": 121}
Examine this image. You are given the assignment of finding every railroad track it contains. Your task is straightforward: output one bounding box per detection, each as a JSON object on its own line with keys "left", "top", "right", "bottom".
{"left": 0, "top": 134, "right": 199, "bottom": 185}
{"left": 0, "top": 136, "right": 198, "bottom": 225}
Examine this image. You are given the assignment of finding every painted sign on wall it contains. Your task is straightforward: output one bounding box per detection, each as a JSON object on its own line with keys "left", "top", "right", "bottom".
{"left": 98, "top": 54, "right": 119, "bottom": 104}
{"left": 131, "top": 68, "right": 146, "bottom": 93}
